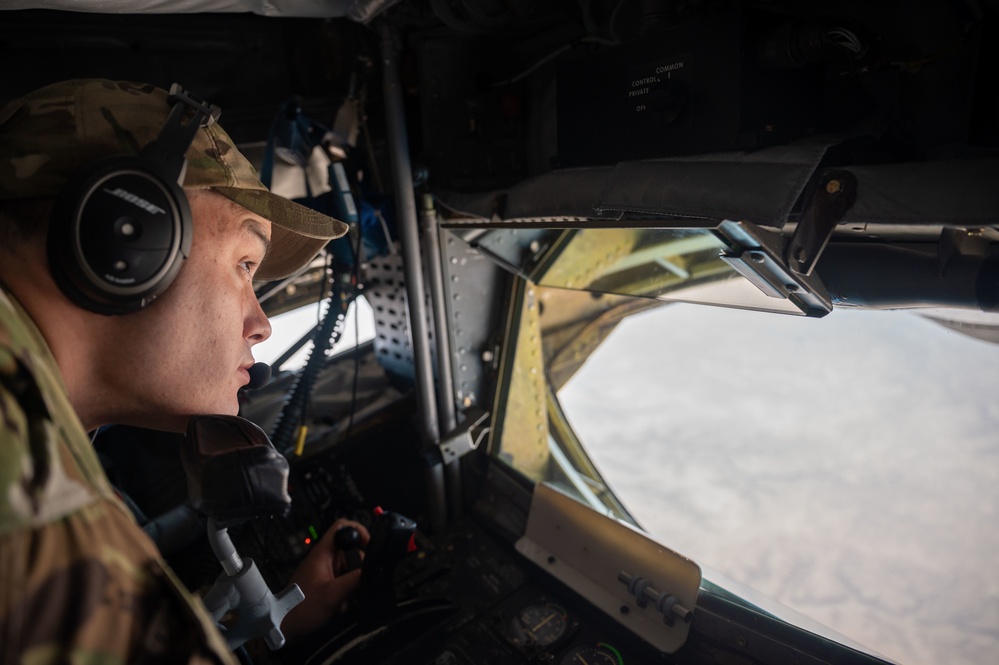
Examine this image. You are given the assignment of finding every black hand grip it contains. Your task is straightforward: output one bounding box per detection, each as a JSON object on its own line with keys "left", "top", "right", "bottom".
{"left": 355, "top": 508, "right": 417, "bottom": 628}
{"left": 335, "top": 525, "right": 364, "bottom": 572}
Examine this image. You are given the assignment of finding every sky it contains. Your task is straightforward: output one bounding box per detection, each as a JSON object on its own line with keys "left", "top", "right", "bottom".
{"left": 558, "top": 303, "right": 999, "bottom": 665}
{"left": 253, "top": 296, "right": 375, "bottom": 370}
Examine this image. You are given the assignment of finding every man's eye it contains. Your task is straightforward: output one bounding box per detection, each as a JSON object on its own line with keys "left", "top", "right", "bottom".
{"left": 239, "top": 261, "right": 256, "bottom": 276}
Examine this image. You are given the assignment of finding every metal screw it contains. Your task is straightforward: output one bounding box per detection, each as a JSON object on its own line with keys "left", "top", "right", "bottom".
{"left": 750, "top": 252, "right": 766, "bottom": 264}
{"left": 795, "top": 247, "right": 808, "bottom": 263}
{"left": 482, "top": 349, "right": 494, "bottom": 363}
{"left": 825, "top": 179, "right": 842, "bottom": 194}
{"left": 736, "top": 636, "right": 747, "bottom": 648}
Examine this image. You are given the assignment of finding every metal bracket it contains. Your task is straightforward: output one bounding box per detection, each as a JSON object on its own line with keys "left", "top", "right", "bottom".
{"left": 717, "top": 220, "right": 833, "bottom": 317}
{"left": 785, "top": 170, "right": 858, "bottom": 276}
{"left": 438, "top": 409, "right": 491, "bottom": 464}
{"left": 516, "top": 484, "right": 700, "bottom": 653}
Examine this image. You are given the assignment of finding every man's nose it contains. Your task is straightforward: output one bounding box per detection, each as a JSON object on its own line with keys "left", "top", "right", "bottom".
{"left": 245, "top": 295, "right": 272, "bottom": 344}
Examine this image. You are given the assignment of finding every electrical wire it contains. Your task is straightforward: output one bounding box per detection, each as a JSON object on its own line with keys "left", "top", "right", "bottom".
{"left": 360, "top": 95, "right": 386, "bottom": 195}
{"left": 607, "top": 0, "right": 627, "bottom": 45}
{"left": 374, "top": 209, "right": 398, "bottom": 254}
{"left": 270, "top": 259, "right": 347, "bottom": 456}
{"left": 827, "top": 27, "right": 863, "bottom": 55}
{"left": 304, "top": 249, "right": 336, "bottom": 429}
{"left": 343, "top": 215, "right": 364, "bottom": 444}
{"left": 432, "top": 195, "right": 490, "bottom": 221}
{"left": 489, "top": 33, "right": 617, "bottom": 90}
{"left": 490, "top": 43, "right": 572, "bottom": 87}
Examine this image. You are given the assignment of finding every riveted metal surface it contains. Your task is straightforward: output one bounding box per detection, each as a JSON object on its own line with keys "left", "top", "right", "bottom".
{"left": 365, "top": 249, "right": 428, "bottom": 379}
{"left": 535, "top": 228, "right": 638, "bottom": 290}
{"left": 491, "top": 278, "right": 549, "bottom": 482}
{"left": 475, "top": 228, "right": 558, "bottom": 278}
{"left": 440, "top": 230, "right": 510, "bottom": 418}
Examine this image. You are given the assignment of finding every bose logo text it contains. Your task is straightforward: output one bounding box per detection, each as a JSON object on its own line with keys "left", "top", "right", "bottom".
{"left": 103, "top": 187, "right": 167, "bottom": 215}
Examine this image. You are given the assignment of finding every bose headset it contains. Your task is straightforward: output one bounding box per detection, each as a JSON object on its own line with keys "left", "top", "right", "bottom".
{"left": 47, "top": 84, "right": 221, "bottom": 315}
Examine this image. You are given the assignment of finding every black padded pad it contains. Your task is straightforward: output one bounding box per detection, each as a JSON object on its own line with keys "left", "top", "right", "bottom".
{"left": 181, "top": 415, "right": 291, "bottom": 528}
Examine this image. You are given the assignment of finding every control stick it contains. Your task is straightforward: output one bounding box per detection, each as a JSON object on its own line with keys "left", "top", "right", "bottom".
{"left": 335, "top": 524, "right": 364, "bottom": 572}
{"left": 353, "top": 507, "right": 418, "bottom": 629}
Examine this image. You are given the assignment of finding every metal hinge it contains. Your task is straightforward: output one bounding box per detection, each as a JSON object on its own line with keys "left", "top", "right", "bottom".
{"left": 439, "top": 409, "right": 491, "bottom": 463}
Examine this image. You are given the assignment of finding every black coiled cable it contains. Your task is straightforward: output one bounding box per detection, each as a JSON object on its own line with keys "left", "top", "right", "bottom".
{"left": 270, "top": 258, "right": 350, "bottom": 456}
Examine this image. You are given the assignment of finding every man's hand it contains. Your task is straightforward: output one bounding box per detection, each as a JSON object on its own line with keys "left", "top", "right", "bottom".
{"left": 281, "top": 517, "right": 371, "bottom": 642}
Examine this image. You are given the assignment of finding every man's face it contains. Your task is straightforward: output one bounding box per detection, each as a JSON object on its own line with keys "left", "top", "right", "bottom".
{"left": 98, "top": 189, "right": 273, "bottom": 431}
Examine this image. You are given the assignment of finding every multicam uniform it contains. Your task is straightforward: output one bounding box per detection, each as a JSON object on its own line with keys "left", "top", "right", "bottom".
{"left": 0, "top": 285, "right": 236, "bottom": 664}
{"left": 0, "top": 78, "right": 346, "bottom": 664}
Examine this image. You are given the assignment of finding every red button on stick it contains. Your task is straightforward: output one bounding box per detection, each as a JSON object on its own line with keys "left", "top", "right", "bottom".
{"left": 407, "top": 533, "right": 418, "bottom": 554}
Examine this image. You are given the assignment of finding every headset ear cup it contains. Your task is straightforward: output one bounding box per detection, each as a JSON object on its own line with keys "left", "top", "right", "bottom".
{"left": 48, "top": 155, "right": 192, "bottom": 315}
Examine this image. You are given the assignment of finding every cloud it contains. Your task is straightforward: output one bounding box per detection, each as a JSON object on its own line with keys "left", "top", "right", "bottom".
{"left": 557, "top": 303, "right": 999, "bottom": 665}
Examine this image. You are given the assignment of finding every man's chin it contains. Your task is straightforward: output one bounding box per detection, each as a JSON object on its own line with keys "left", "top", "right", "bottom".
{"left": 213, "top": 400, "right": 241, "bottom": 419}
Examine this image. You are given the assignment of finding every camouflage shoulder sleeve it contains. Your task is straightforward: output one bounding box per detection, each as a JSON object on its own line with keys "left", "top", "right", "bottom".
{"left": 0, "top": 288, "right": 236, "bottom": 665}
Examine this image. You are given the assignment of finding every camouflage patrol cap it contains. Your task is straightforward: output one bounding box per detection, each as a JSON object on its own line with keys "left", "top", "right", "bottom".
{"left": 0, "top": 79, "right": 348, "bottom": 281}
